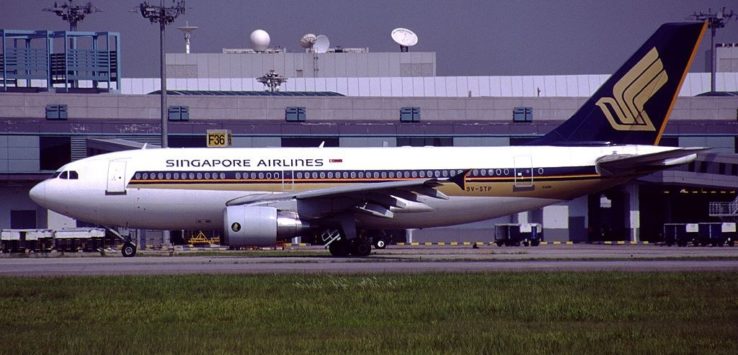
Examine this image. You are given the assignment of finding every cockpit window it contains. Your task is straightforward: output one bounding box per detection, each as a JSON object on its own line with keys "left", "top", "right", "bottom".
{"left": 56, "top": 170, "right": 79, "bottom": 180}
{"left": 52, "top": 171, "right": 61, "bottom": 178}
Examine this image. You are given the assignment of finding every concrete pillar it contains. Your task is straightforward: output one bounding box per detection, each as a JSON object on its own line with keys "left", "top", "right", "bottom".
{"left": 542, "top": 204, "right": 569, "bottom": 241}
{"left": 626, "top": 184, "right": 640, "bottom": 243}
{"left": 515, "top": 211, "right": 529, "bottom": 224}
{"left": 163, "top": 230, "right": 172, "bottom": 249}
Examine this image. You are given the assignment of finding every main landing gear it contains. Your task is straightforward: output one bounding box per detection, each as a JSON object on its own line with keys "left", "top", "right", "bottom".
{"left": 321, "top": 228, "right": 372, "bottom": 257}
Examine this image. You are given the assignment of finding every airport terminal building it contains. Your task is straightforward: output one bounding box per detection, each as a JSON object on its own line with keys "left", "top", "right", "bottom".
{"left": 1, "top": 28, "right": 738, "bottom": 245}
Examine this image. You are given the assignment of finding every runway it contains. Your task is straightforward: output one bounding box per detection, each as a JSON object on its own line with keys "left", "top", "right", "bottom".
{"left": 2, "top": 244, "right": 738, "bottom": 276}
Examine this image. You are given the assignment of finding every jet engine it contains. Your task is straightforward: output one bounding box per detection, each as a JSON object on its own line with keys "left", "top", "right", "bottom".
{"left": 223, "top": 206, "right": 311, "bottom": 247}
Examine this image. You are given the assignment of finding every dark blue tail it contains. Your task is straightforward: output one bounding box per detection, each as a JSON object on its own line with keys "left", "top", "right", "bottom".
{"left": 532, "top": 22, "right": 707, "bottom": 146}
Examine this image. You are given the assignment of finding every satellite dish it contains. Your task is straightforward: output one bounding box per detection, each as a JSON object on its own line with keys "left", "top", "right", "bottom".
{"left": 391, "top": 27, "right": 418, "bottom": 51}
{"left": 300, "top": 33, "right": 317, "bottom": 49}
{"left": 314, "top": 34, "right": 330, "bottom": 54}
{"left": 250, "top": 29, "right": 271, "bottom": 51}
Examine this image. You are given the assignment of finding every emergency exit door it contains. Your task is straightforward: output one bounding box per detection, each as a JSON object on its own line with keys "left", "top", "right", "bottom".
{"left": 514, "top": 156, "right": 534, "bottom": 190}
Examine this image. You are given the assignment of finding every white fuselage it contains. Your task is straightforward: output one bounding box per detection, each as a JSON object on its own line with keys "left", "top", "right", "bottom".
{"left": 29, "top": 145, "right": 672, "bottom": 231}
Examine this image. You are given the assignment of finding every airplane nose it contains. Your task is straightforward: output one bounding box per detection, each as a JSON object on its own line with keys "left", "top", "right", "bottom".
{"left": 29, "top": 182, "right": 46, "bottom": 206}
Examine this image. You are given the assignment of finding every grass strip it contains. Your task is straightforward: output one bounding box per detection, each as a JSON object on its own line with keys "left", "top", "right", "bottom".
{"left": 1, "top": 272, "right": 736, "bottom": 354}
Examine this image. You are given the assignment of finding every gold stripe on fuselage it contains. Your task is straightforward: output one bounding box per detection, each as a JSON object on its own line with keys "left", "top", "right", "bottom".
{"left": 127, "top": 176, "right": 622, "bottom": 200}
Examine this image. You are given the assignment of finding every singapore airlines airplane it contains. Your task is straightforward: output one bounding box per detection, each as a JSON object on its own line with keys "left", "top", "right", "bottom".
{"left": 30, "top": 22, "right": 707, "bottom": 257}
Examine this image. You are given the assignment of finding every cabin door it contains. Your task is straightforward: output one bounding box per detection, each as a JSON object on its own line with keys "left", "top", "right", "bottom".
{"left": 106, "top": 160, "right": 127, "bottom": 195}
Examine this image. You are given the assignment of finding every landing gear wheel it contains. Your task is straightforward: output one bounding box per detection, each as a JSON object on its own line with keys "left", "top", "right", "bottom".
{"left": 122, "top": 242, "right": 137, "bottom": 257}
{"left": 351, "top": 240, "right": 372, "bottom": 257}
{"left": 328, "top": 239, "right": 350, "bottom": 257}
{"left": 374, "top": 239, "right": 387, "bottom": 249}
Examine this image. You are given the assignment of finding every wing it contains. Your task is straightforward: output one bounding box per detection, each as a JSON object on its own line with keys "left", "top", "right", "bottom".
{"left": 226, "top": 171, "right": 468, "bottom": 219}
{"left": 595, "top": 147, "right": 706, "bottom": 177}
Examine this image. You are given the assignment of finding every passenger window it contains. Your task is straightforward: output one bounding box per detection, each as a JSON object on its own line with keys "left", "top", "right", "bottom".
{"left": 69, "top": 171, "right": 79, "bottom": 180}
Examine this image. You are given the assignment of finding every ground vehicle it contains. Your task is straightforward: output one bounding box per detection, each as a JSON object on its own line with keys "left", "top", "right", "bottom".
{"left": 494, "top": 223, "right": 543, "bottom": 247}
{"left": 663, "top": 223, "right": 736, "bottom": 247}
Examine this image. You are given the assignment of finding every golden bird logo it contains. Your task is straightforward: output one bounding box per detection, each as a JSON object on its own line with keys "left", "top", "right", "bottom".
{"left": 596, "top": 47, "right": 667, "bottom": 132}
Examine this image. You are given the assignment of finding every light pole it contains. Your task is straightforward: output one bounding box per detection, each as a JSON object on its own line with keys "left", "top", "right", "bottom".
{"left": 691, "top": 7, "right": 735, "bottom": 93}
{"left": 44, "top": 0, "right": 100, "bottom": 31}
{"left": 138, "top": 0, "right": 186, "bottom": 148}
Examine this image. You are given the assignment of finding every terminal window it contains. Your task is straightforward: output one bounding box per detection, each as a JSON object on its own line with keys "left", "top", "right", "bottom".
{"left": 10, "top": 210, "right": 36, "bottom": 229}
{"left": 400, "top": 107, "right": 421, "bottom": 122}
{"left": 513, "top": 107, "right": 533, "bottom": 122}
{"left": 282, "top": 137, "right": 338, "bottom": 147}
{"left": 40, "top": 136, "right": 71, "bottom": 170}
{"left": 167, "top": 106, "right": 189, "bottom": 121}
{"left": 397, "top": 137, "right": 452, "bottom": 147}
{"left": 170, "top": 135, "right": 206, "bottom": 148}
{"left": 285, "top": 107, "right": 306, "bottom": 122}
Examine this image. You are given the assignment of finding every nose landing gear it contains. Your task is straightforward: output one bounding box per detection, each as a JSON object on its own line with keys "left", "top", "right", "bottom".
{"left": 105, "top": 226, "right": 137, "bottom": 258}
{"left": 122, "top": 242, "right": 137, "bottom": 257}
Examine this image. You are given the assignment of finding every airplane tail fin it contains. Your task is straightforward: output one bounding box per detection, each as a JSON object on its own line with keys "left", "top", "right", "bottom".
{"left": 532, "top": 22, "right": 707, "bottom": 146}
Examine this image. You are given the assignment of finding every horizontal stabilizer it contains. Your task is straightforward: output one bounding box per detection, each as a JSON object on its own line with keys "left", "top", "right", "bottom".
{"left": 596, "top": 147, "right": 706, "bottom": 176}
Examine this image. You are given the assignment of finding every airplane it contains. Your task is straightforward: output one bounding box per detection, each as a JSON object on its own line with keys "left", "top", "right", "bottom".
{"left": 29, "top": 21, "right": 707, "bottom": 257}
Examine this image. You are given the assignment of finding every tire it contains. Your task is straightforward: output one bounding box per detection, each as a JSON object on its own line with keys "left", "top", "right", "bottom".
{"left": 351, "top": 240, "right": 372, "bottom": 257}
{"left": 496, "top": 241, "right": 504, "bottom": 247}
{"left": 328, "top": 239, "right": 350, "bottom": 257}
{"left": 375, "top": 239, "right": 387, "bottom": 249}
{"left": 531, "top": 240, "right": 540, "bottom": 247}
{"left": 122, "top": 242, "right": 137, "bottom": 257}
{"left": 522, "top": 241, "right": 530, "bottom": 247}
